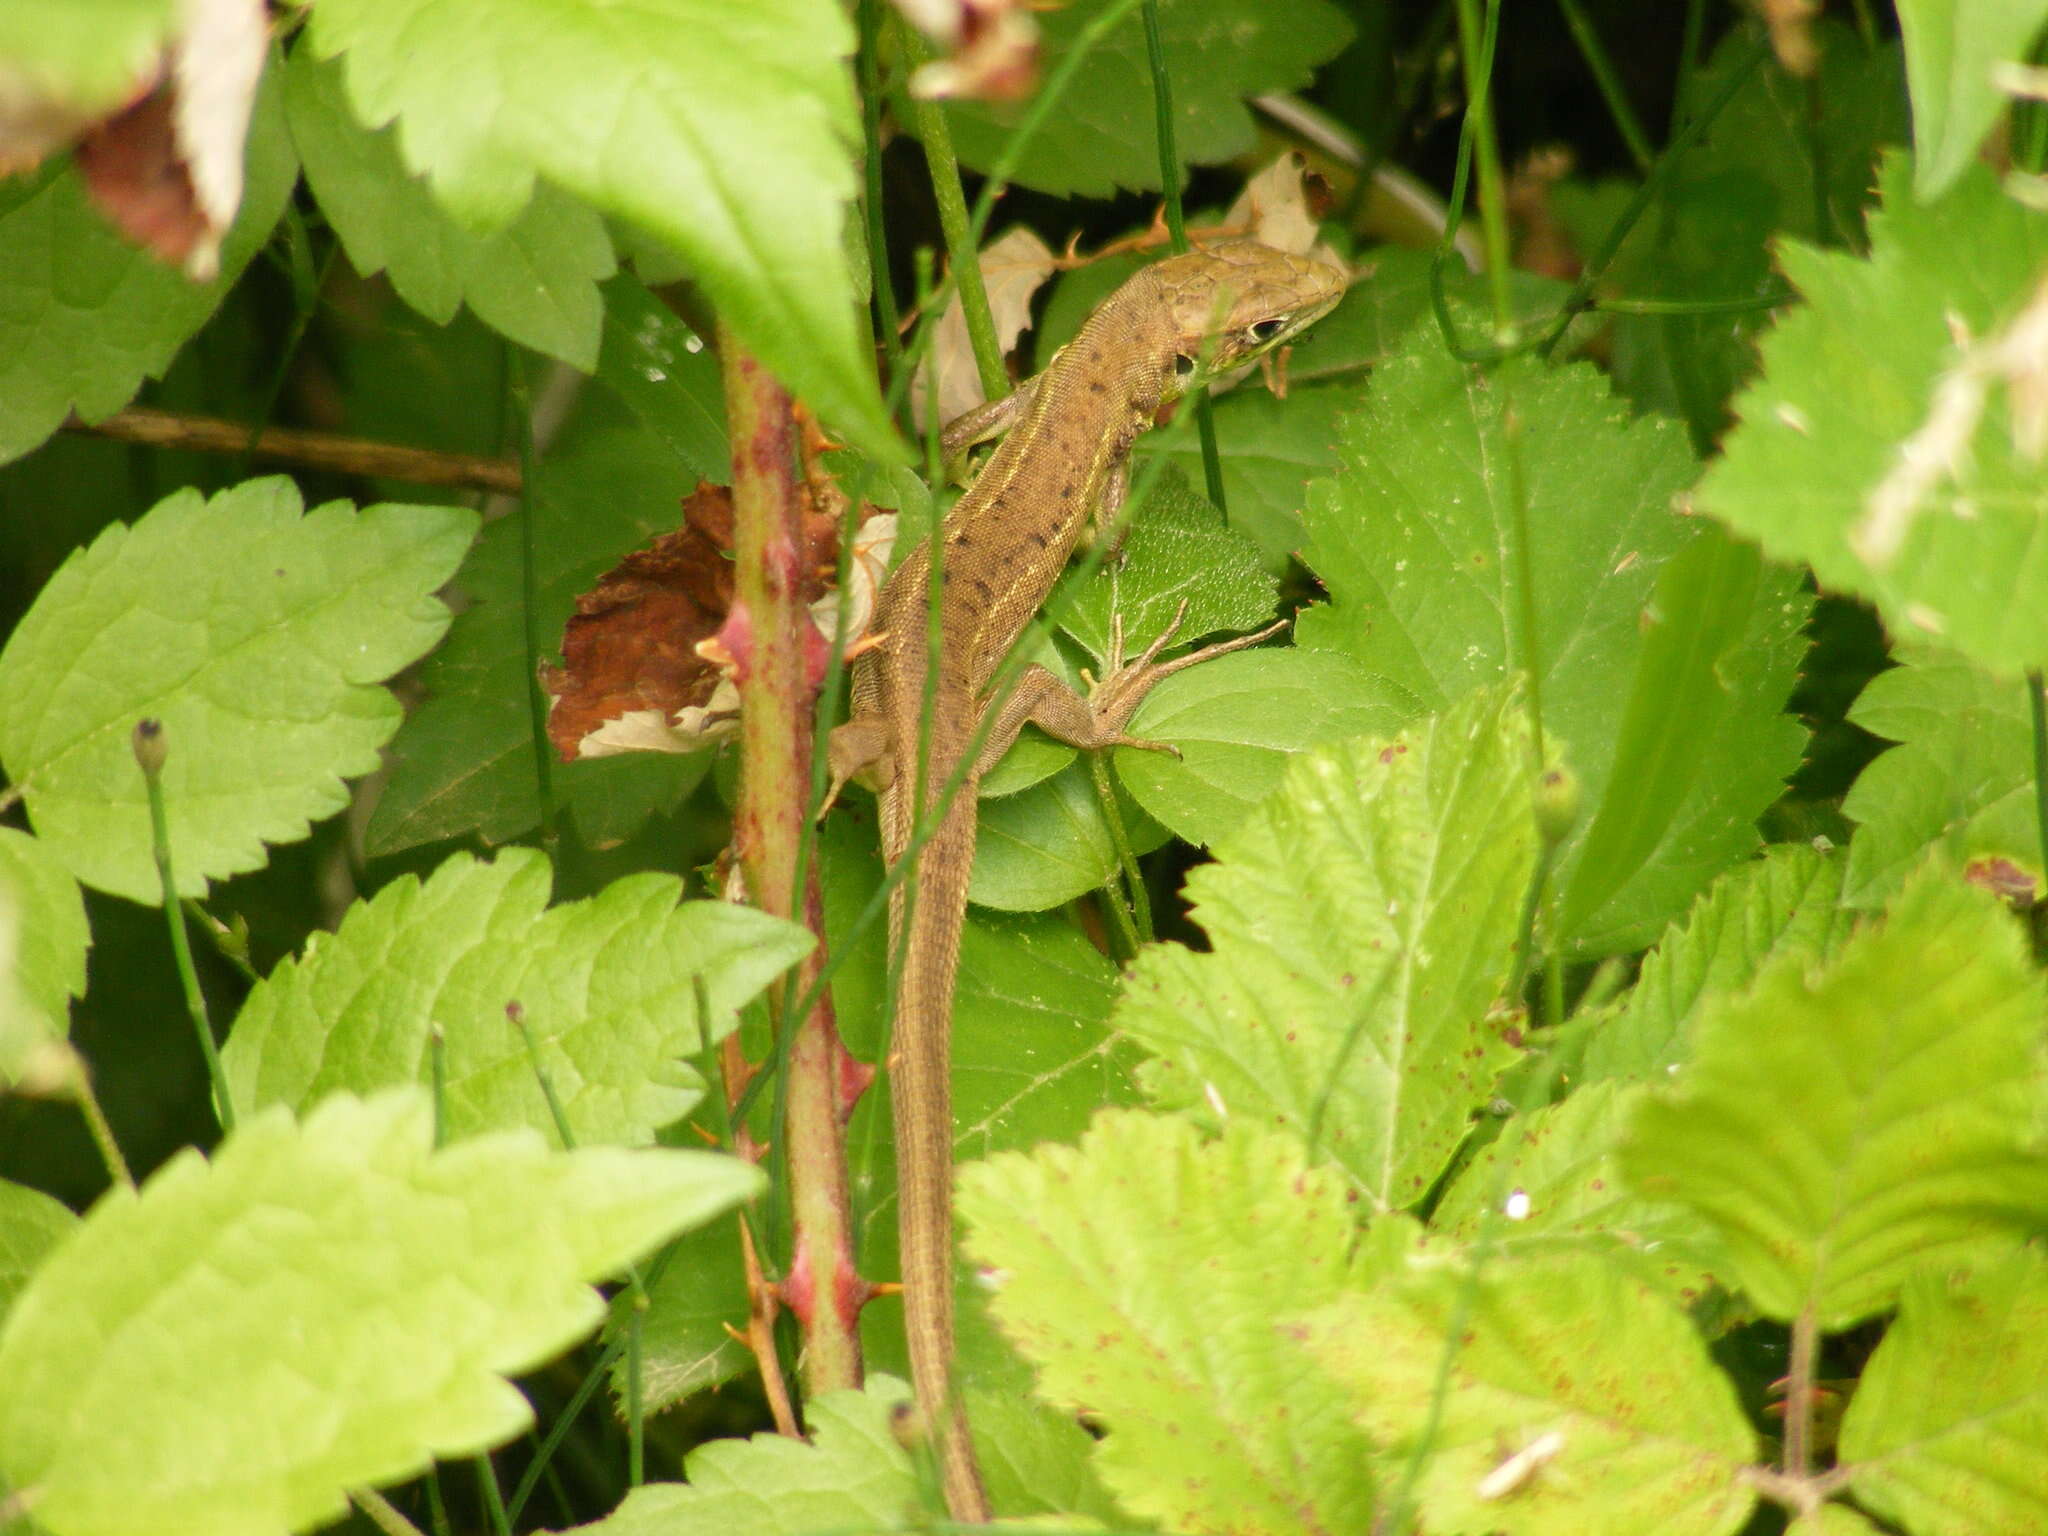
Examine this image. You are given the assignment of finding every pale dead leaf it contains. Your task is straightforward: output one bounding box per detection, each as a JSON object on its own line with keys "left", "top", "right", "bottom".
{"left": 915, "top": 224, "right": 1058, "bottom": 429}
{"left": 894, "top": 0, "right": 1039, "bottom": 101}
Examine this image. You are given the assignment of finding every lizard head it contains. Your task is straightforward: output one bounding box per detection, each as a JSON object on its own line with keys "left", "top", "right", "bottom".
{"left": 1153, "top": 237, "right": 1348, "bottom": 399}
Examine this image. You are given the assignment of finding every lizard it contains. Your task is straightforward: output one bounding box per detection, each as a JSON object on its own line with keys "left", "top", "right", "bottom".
{"left": 830, "top": 236, "right": 1346, "bottom": 1520}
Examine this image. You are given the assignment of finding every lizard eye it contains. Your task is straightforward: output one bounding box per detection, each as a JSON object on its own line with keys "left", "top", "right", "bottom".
{"left": 1249, "top": 318, "right": 1287, "bottom": 341}
{"left": 1174, "top": 353, "right": 1197, "bottom": 377}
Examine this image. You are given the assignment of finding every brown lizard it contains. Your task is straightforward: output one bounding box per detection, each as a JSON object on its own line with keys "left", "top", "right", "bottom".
{"left": 831, "top": 237, "right": 1346, "bottom": 1519}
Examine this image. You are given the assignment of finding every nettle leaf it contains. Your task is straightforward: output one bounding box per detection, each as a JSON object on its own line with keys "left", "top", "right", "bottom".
{"left": 0, "top": 828, "right": 88, "bottom": 1036}
{"left": 0, "top": 477, "right": 476, "bottom": 902}
{"left": 221, "top": 847, "right": 810, "bottom": 1146}
{"left": 957, "top": 1110, "right": 1377, "bottom": 1536}
{"left": 1842, "top": 643, "right": 2042, "bottom": 907}
{"left": 1294, "top": 1249, "right": 1757, "bottom": 1536}
{"left": 366, "top": 393, "right": 709, "bottom": 857}
{"left": 1841, "top": 1246, "right": 2048, "bottom": 1535}
{"left": 0, "top": 72, "right": 297, "bottom": 464}
{"left": 1432, "top": 1081, "right": 1728, "bottom": 1308}
{"left": 1115, "top": 686, "right": 1535, "bottom": 1210}
{"left": 0, "top": 1089, "right": 763, "bottom": 1536}
{"left": 1697, "top": 154, "right": 2048, "bottom": 676}
{"left": 283, "top": 45, "right": 614, "bottom": 369}
{"left": 559, "top": 1378, "right": 914, "bottom": 1536}
{"left": 1578, "top": 843, "right": 1853, "bottom": 1087}
{"left": 936, "top": 0, "right": 1351, "bottom": 198}
{"left": 1620, "top": 865, "right": 2048, "bottom": 1328}
{"left": 0, "top": 1179, "right": 76, "bottom": 1323}
{"left": 1298, "top": 333, "right": 1802, "bottom": 954}
{"left": 1896, "top": 0, "right": 2048, "bottom": 198}
{"left": 304, "top": 0, "right": 899, "bottom": 460}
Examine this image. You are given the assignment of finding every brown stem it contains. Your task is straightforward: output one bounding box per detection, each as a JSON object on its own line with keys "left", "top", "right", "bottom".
{"left": 67, "top": 406, "right": 521, "bottom": 494}
{"left": 720, "top": 324, "right": 867, "bottom": 1396}
{"left": 736, "top": 1215, "right": 802, "bottom": 1436}
{"left": 1784, "top": 1306, "right": 1818, "bottom": 1479}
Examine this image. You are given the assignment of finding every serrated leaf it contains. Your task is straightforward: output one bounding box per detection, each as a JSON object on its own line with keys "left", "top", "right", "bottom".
{"left": 305, "top": 0, "right": 899, "bottom": 460}
{"left": 0, "top": 1089, "right": 763, "bottom": 1536}
{"left": 1896, "top": 0, "right": 2048, "bottom": 198}
{"left": 0, "top": 0, "right": 172, "bottom": 118}
{"left": 0, "top": 73, "right": 296, "bottom": 464}
{"left": 366, "top": 394, "right": 709, "bottom": 856}
{"left": 1619, "top": 865, "right": 2048, "bottom": 1328}
{"left": 222, "top": 847, "right": 810, "bottom": 1145}
{"left": 0, "top": 477, "right": 476, "bottom": 902}
{"left": 1297, "top": 333, "right": 1795, "bottom": 955}
{"left": 0, "top": 1180, "right": 75, "bottom": 1324}
{"left": 1051, "top": 466, "right": 1278, "bottom": 663}
{"left": 935, "top": 0, "right": 1351, "bottom": 198}
{"left": 1117, "top": 647, "right": 1422, "bottom": 848}
{"left": 957, "top": 1111, "right": 1377, "bottom": 1536}
{"left": 0, "top": 829, "right": 88, "bottom": 1033}
{"left": 1578, "top": 843, "right": 1853, "bottom": 1086}
{"left": 1840, "top": 1246, "right": 2048, "bottom": 1536}
{"left": 283, "top": 44, "right": 613, "bottom": 368}
{"left": 595, "top": 273, "right": 729, "bottom": 483}
{"left": 1842, "top": 643, "right": 2041, "bottom": 906}
{"left": 1294, "top": 1250, "right": 1757, "bottom": 1536}
{"left": 554, "top": 1378, "right": 914, "bottom": 1535}
{"left": 1555, "top": 526, "right": 1811, "bottom": 952}
{"left": 1114, "top": 687, "right": 1535, "bottom": 1209}
{"left": 1696, "top": 154, "right": 2048, "bottom": 676}
{"left": 1433, "top": 1082, "right": 1728, "bottom": 1307}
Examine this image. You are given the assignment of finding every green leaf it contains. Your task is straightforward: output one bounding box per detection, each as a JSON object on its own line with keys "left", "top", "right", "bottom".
{"left": 1114, "top": 687, "right": 1536, "bottom": 1209}
{"left": 557, "top": 1378, "right": 915, "bottom": 1535}
{"left": 365, "top": 393, "right": 708, "bottom": 856}
{"left": 1619, "top": 865, "right": 2048, "bottom": 1328}
{"left": 283, "top": 45, "right": 614, "bottom": 369}
{"left": 1555, "top": 527, "right": 1811, "bottom": 952}
{"left": 1052, "top": 465, "right": 1278, "bottom": 665}
{"left": 221, "top": 847, "right": 810, "bottom": 1145}
{"left": 0, "top": 74, "right": 297, "bottom": 464}
{"left": 935, "top": 0, "right": 1352, "bottom": 197}
{"left": 1294, "top": 1249, "right": 1757, "bottom": 1536}
{"left": 0, "top": 829, "right": 88, "bottom": 1034}
{"left": 1432, "top": 1082, "right": 1729, "bottom": 1307}
{"left": 967, "top": 758, "right": 1165, "bottom": 912}
{"left": 1842, "top": 644, "right": 2043, "bottom": 907}
{"left": 0, "top": 477, "right": 476, "bottom": 902}
{"left": 1553, "top": 27, "right": 1906, "bottom": 444}
{"left": 0, "top": 0, "right": 172, "bottom": 115}
{"left": 1896, "top": 0, "right": 2048, "bottom": 198}
{"left": 1578, "top": 843, "right": 1853, "bottom": 1087}
{"left": 957, "top": 1111, "right": 1377, "bottom": 1536}
{"left": 1696, "top": 153, "right": 2048, "bottom": 676}
{"left": 1141, "top": 381, "right": 1353, "bottom": 568}
{"left": 0, "top": 1089, "right": 762, "bottom": 1536}
{"left": 0, "top": 1180, "right": 75, "bottom": 1325}
{"left": 595, "top": 274, "right": 730, "bottom": 483}
{"left": 304, "top": 0, "right": 900, "bottom": 461}
{"left": 1297, "top": 332, "right": 1788, "bottom": 955}
{"left": 1117, "top": 647, "right": 1422, "bottom": 848}
{"left": 1840, "top": 1246, "right": 2048, "bottom": 1536}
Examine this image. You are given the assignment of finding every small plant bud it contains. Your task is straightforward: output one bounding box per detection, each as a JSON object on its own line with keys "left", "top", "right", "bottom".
{"left": 1533, "top": 765, "right": 1580, "bottom": 845}
{"left": 131, "top": 718, "right": 168, "bottom": 778}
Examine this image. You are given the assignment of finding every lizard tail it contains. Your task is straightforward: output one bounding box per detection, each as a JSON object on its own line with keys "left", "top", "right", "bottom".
{"left": 889, "top": 787, "right": 992, "bottom": 1521}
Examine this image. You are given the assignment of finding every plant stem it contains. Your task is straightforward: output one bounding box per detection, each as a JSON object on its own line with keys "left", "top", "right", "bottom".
{"left": 505, "top": 351, "right": 558, "bottom": 849}
{"left": 1143, "top": 0, "right": 1229, "bottom": 520}
{"left": 350, "top": 1488, "right": 427, "bottom": 1536}
{"left": 901, "top": 27, "right": 1008, "bottom": 405}
{"left": 1783, "top": 1307, "right": 1818, "bottom": 1479}
{"left": 69, "top": 1056, "right": 135, "bottom": 1192}
{"left": 1555, "top": 0, "right": 1654, "bottom": 172}
{"left": 66, "top": 406, "right": 523, "bottom": 493}
{"left": 721, "top": 323, "right": 866, "bottom": 1395}
{"left": 134, "top": 720, "right": 233, "bottom": 1134}
{"left": 2029, "top": 670, "right": 2048, "bottom": 887}
{"left": 472, "top": 1455, "right": 511, "bottom": 1536}
{"left": 858, "top": 0, "right": 905, "bottom": 399}
{"left": 1452, "top": 0, "right": 1516, "bottom": 343}
{"left": 1089, "top": 751, "right": 1147, "bottom": 957}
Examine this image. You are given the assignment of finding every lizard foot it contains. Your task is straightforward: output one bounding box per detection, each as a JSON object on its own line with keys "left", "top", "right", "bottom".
{"left": 1085, "top": 600, "right": 1290, "bottom": 741}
